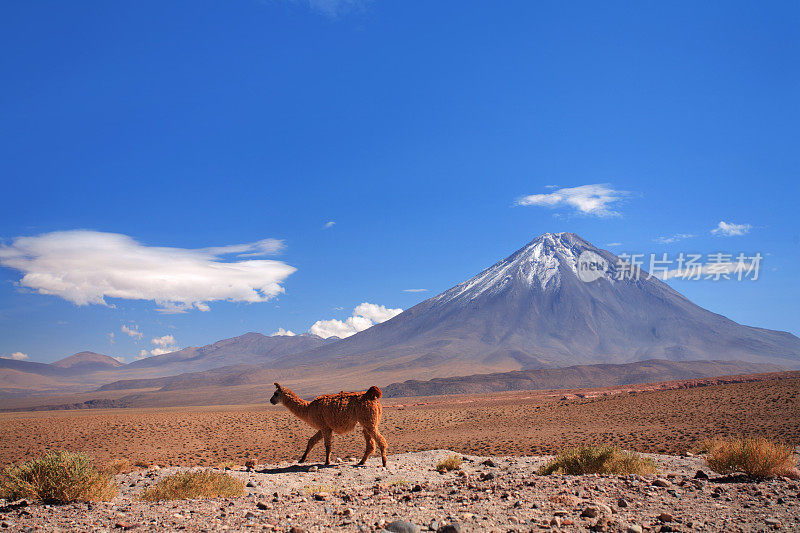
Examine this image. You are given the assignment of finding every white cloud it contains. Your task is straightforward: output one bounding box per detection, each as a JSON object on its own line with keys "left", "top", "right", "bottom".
{"left": 323, "top": 221, "right": 336, "bottom": 229}
{"left": 711, "top": 221, "right": 752, "bottom": 237}
{"left": 112, "top": 356, "right": 125, "bottom": 363}
{"left": 141, "top": 335, "right": 180, "bottom": 357}
{"left": 515, "top": 184, "right": 629, "bottom": 217}
{"left": 403, "top": 288, "right": 428, "bottom": 293}
{"left": 606, "top": 242, "right": 622, "bottom": 247}
{"left": 107, "top": 332, "right": 115, "bottom": 344}
{"left": 654, "top": 233, "right": 695, "bottom": 245}
{"left": 0, "top": 230, "right": 296, "bottom": 313}
{"left": 309, "top": 302, "right": 403, "bottom": 339}
{"left": 271, "top": 328, "right": 296, "bottom": 337}
{"left": 121, "top": 324, "right": 143, "bottom": 340}
{"left": 1, "top": 352, "right": 29, "bottom": 361}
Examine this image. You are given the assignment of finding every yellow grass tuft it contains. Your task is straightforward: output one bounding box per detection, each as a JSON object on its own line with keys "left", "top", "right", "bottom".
{"left": 106, "top": 458, "right": 133, "bottom": 474}
{"left": 703, "top": 436, "right": 797, "bottom": 478}
{"left": 303, "top": 483, "right": 337, "bottom": 494}
{"left": 435, "top": 454, "right": 463, "bottom": 473}
{"left": 215, "top": 461, "right": 236, "bottom": 470}
{"left": 139, "top": 470, "right": 244, "bottom": 501}
{"left": 0, "top": 451, "right": 117, "bottom": 503}
{"left": 537, "top": 445, "right": 657, "bottom": 476}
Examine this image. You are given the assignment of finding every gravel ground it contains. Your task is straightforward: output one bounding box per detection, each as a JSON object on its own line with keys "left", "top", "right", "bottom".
{"left": 1, "top": 450, "right": 798, "bottom": 532}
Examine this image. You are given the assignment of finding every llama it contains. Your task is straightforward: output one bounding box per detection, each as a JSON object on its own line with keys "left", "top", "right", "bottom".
{"left": 269, "top": 382, "right": 388, "bottom": 466}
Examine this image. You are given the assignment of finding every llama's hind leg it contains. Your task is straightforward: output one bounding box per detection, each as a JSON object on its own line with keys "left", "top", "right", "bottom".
{"left": 371, "top": 428, "right": 388, "bottom": 467}
{"left": 357, "top": 427, "right": 375, "bottom": 466}
{"left": 299, "top": 430, "right": 323, "bottom": 463}
{"left": 322, "top": 429, "right": 333, "bottom": 465}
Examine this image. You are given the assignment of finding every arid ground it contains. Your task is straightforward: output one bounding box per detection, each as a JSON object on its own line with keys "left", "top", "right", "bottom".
{"left": 2, "top": 376, "right": 798, "bottom": 468}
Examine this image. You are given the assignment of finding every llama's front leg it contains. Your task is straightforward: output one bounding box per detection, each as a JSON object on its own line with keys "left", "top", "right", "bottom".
{"left": 322, "top": 429, "right": 333, "bottom": 465}
{"left": 357, "top": 427, "right": 375, "bottom": 466}
{"left": 299, "top": 430, "right": 323, "bottom": 463}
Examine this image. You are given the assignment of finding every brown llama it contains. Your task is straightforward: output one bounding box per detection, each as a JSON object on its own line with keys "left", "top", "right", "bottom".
{"left": 269, "top": 382, "right": 388, "bottom": 466}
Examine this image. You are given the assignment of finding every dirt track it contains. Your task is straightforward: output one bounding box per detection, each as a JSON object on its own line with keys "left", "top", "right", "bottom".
{"left": 1, "top": 377, "right": 798, "bottom": 467}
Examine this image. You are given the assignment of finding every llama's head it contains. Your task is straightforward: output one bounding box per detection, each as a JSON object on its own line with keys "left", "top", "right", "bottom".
{"left": 269, "top": 382, "right": 284, "bottom": 405}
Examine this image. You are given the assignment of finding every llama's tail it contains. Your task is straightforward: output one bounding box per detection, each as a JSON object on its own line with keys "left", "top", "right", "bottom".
{"left": 363, "top": 385, "right": 382, "bottom": 400}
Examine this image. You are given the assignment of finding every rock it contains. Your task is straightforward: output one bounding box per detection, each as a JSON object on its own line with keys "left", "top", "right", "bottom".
{"left": 657, "top": 513, "right": 674, "bottom": 522}
{"left": 437, "top": 524, "right": 460, "bottom": 533}
{"left": 582, "top": 506, "right": 601, "bottom": 518}
{"left": 550, "top": 517, "right": 561, "bottom": 527}
{"left": 246, "top": 481, "right": 255, "bottom": 487}
{"left": 385, "top": 520, "right": 420, "bottom": 533}
{"left": 553, "top": 509, "right": 568, "bottom": 516}
{"left": 765, "top": 518, "right": 782, "bottom": 528}
{"left": 243, "top": 511, "right": 255, "bottom": 519}
{"left": 244, "top": 459, "right": 256, "bottom": 470}
{"left": 288, "top": 528, "right": 305, "bottom": 533}
{"left": 256, "top": 501, "right": 269, "bottom": 510}
{"left": 694, "top": 470, "right": 709, "bottom": 480}
{"left": 626, "top": 526, "right": 643, "bottom": 533}
{"left": 428, "top": 521, "right": 439, "bottom": 531}
{"left": 652, "top": 478, "right": 671, "bottom": 487}
{"left": 411, "top": 484, "right": 422, "bottom": 492}
{"left": 617, "top": 498, "right": 629, "bottom": 508}
{"left": 114, "top": 522, "right": 137, "bottom": 531}
{"left": 481, "top": 459, "right": 496, "bottom": 467}
{"left": 479, "top": 472, "right": 495, "bottom": 481}
{"left": 313, "top": 492, "right": 329, "bottom": 501}
{"left": 582, "top": 502, "right": 612, "bottom": 518}
{"left": 786, "top": 468, "right": 800, "bottom": 480}
{"left": 308, "top": 466, "right": 319, "bottom": 472}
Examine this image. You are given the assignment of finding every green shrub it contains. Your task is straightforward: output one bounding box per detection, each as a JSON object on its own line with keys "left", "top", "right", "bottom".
{"left": 0, "top": 451, "right": 117, "bottom": 503}
{"left": 537, "top": 445, "right": 657, "bottom": 476}
{"left": 139, "top": 470, "right": 244, "bottom": 501}
{"left": 704, "top": 436, "right": 796, "bottom": 478}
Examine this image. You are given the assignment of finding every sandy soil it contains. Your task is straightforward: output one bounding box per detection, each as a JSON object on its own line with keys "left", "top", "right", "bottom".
{"left": 1, "top": 450, "right": 798, "bottom": 532}
{"left": 1, "top": 377, "right": 798, "bottom": 468}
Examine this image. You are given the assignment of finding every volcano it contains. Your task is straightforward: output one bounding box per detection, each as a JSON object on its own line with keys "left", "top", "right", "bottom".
{"left": 271, "top": 232, "right": 800, "bottom": 381}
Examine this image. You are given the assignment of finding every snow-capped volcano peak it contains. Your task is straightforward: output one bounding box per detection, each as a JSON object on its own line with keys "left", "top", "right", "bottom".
{"left": 433, "top": 232, "right": 602, "bottom": 306}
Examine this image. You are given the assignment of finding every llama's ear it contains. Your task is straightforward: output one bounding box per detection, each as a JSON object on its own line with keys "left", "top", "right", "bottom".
{"left": 274, "top": 382, "right": 282, "bottom": 390}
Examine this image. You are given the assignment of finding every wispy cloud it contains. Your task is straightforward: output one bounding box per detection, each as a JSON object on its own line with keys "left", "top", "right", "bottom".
{"left": 0, "top": 230, "right": 296, "bottom": 313}
{"left": 121, "top": 324, "right": 143, "bottom": 340}
{"left": 403, "top": 288, "right": 428, "bottom": 293}
{"left": 654, "top": 233, "right": 695, "bottom": 245}
{"left": 309, "top": 302, "right": 402, "bottom": 339}
{"left": 515, "top": 184, "right": 629, "bottom": 217}
{"left": 1, "top": 352, "right": 28, "bottom": 361}
{"left": 107, "top": 332, "right": 115, "bottom": 344}
{"left": 304, "top": 0, "right": 368, "bottom": 18}
{"left": 323, "top": 221, "right": 336, "bottom": 229}
{"left": 606, "top": 242, "right": 623, "bottom": 247}
{"left": 711, "top": 221, "right": 752, "bottom": 237}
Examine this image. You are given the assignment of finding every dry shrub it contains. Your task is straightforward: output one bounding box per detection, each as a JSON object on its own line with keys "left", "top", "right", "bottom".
{"left": 303, "top": 483, "right": 337, "bottom": 494}
{"left": 704, "top": 436, "right": 797, "bottom": 478}
{"left": 435, "top": 455, "right": 463, "bottom": 473}
{"left": 0, "top": 451, "right": 117, "bottom": 503}
{"left": 215, "top": 461, "right": 236, "bottom": 470}
{"left": 133, "top": 460, "right": 151, "bottom": 469}
{"left": 537, "top": 445, "right": 657, "bottom": 476}
{"left": 139, "top": 470, "right": 244, "bottom": 501}
{"left": 106, "top": 458, "right": 132, "bottom": 474}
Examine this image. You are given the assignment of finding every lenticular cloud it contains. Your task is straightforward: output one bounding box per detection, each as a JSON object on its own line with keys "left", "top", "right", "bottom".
{"left": 0, "top": 230, "right": 296, "bottom": 312}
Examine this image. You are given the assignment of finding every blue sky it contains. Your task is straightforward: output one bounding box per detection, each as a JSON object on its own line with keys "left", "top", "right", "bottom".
{"left": 1, "top": 1, "right": 798, "bottom": 363}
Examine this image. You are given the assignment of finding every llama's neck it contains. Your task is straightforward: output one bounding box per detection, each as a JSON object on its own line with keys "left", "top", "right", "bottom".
{"left": 281, "top": 388, "right": 310, "bottom": 420}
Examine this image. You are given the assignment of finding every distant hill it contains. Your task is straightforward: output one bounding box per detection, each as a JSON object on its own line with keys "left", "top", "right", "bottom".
{"left": 381, "top": 359, "right": 787, "bottom": 397}
{"left": 52, "top": 351, "right": 123, "bottom": 370}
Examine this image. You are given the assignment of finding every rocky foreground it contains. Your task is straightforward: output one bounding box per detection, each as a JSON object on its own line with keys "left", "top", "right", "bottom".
{"left": 1, "top": 450, "right": 798, "bottom": 532}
